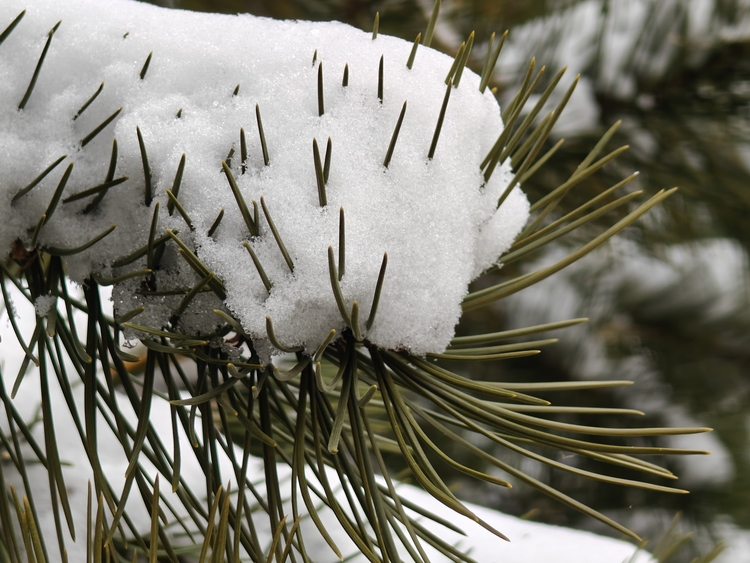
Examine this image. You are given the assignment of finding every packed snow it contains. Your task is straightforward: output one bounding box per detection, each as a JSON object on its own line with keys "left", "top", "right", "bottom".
{"left": 0, "top": 0, "right": 529, "bottom": 356}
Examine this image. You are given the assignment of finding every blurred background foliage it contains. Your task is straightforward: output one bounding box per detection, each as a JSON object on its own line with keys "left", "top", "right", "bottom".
{"left": 145, "top": 0, "right": 750, "bottom": 559}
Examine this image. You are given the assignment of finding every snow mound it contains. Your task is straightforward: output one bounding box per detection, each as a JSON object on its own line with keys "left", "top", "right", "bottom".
{"left": 0, "top": 0, "right": 528, "bottom": 355}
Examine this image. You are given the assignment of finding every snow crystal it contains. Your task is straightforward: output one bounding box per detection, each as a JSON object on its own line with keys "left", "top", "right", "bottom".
{"left": 0, "top": 0, "right": 527, "bottom": 355}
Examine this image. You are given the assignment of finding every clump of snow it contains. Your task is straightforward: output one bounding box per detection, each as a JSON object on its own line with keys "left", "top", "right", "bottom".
{"left": 0, "top": 0, "right": 527, "bottom": 355}
{"left": 33, "top": 294, "right": 56, "bottom": 317}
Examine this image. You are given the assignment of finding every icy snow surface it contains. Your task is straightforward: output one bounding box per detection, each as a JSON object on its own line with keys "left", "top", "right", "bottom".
{"left": 0, "top": 0, "right": 528, "bottom": 356}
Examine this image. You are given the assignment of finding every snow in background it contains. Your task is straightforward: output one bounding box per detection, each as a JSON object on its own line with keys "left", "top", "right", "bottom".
{"left": 502, "top": 237, "right": 750, "bottom": 561}
{"left": 491, "top": 0, "right": 750, "bottom": 137}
